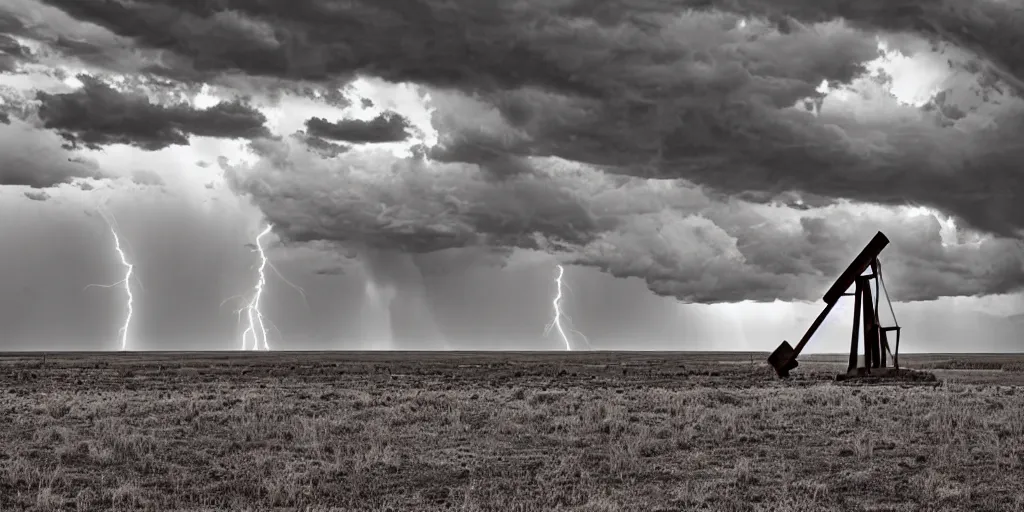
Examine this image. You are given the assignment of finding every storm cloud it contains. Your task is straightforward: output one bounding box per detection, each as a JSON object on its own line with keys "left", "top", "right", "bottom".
{"left": 27, "top": 0, "right": 1024, "bottom": 94}
{"left": 22, "top": 1, "right": 1024, "bottom": 224}
{"left": 2, "top": 0, "right": 1023, "bottom": 349}
{"left": 569, "top": 197, "right": 1024, "bottom": 303}
{"left": 225, "top": 135, "right": 1024, "bottom": 304}
{"left": 0, "top": 33, "right": 28, "bottom": 72}
{"left": 35, "top": 74, "right": 271, "bottom": 150}
{"left": 305, "top": 111, "right": 412, "bottom": 144}
{"left": 296, "top": 133, "right": 351, "bottom": 158}
{"left": 223, "top": 139, "right": 599, "bottom": 255}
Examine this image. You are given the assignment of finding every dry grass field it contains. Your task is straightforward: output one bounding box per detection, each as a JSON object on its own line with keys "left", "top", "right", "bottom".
{"left": 2, "top": 351, "right": 1024, "bottom": 512}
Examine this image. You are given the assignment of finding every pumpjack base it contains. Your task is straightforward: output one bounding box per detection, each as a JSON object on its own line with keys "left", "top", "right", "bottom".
{"left": 768, "top": 340, "right": 798, "bottom": 378}
{"left": 834, "top": 367, "right": 938, "bottom": 386}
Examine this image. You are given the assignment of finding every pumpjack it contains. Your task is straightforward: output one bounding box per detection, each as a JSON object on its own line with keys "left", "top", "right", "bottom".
{"left": 768, "top": 231, "right": 903, "bottom": 379}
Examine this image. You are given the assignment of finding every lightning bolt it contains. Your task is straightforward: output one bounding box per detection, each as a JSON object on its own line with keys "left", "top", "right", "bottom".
{"left": 544, "top": 264, "right": 590, "bottom": 351}
{"left": 240, "top": 225, "right": 272, "bottom": 351}
{"left": 222, "top": 224, "right": 309, "bottom": 351}
{"left": 84, "top": 210, "right": 136, "bottom": 351}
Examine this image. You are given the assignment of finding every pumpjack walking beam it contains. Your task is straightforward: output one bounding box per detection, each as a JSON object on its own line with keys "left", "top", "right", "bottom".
{"left": 768, "top": 231, "right": 903, "bottom": 378}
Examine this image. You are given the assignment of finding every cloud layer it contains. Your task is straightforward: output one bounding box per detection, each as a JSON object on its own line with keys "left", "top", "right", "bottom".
{"left": 36, "top": 75, "right": 270, "bottom": 150}
{"left": 225, "top": 135, "right": 1024, "bottom": 303}
{"left": 305, "top": 111, "right": 411, "bottom": 143}
{"left": 3, "top": 0, "right": 1024, "bottom": 307}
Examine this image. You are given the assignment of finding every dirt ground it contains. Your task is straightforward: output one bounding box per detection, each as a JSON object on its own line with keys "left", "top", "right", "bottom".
{"left": 2, "top": 351, "right": 1023, "bottom": 511}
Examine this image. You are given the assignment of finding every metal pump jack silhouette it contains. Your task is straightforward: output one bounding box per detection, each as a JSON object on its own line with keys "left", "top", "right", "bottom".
{"left": 768, "top": 231, "right": 903, "bottom": 378}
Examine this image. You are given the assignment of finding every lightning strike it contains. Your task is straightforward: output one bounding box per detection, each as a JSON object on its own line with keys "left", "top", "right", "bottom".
{"left": 224, "top": 224, "right": 310, "bottom": 351}
{"left": 84, "top": 211, "right": 136, "bottom": 351}
{"left": 544, "top": 264, "right": 590, "bottom": 351}
{"left": 241, "top": 225, "right": 273, "bottom": 351}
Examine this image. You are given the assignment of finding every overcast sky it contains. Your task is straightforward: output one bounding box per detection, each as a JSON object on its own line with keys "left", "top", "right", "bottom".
{"left": 1, "top": 0, "right": 1024, "bottom": 352}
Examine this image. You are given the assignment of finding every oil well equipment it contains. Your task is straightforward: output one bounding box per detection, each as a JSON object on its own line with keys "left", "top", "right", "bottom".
{"left": 768, "top": 231, "right": 904, "bottom": 379}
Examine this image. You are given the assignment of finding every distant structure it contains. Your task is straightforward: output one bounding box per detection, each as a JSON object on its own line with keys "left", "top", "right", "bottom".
{"left": 768, "top": 231, "right": 903, "bottom": 379}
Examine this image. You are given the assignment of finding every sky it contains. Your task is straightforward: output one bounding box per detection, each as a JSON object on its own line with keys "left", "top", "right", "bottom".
{"left": 1, "top": 0, "right": 1024, "bottom": 352}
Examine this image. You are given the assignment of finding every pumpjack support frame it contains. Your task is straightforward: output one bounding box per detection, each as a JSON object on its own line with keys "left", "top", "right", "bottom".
{"left": 768, "top": 231, "right": 902, "bottom": 378}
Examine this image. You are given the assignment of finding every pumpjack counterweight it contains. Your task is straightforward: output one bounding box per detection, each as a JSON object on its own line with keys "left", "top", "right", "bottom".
{"left": 769, "top": 231, "right": 903, "bottom": 378}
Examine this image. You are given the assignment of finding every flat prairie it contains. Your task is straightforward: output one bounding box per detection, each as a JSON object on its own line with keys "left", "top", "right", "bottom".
{"left": 2, "top": 351, "right": 1024, "bottom": 512}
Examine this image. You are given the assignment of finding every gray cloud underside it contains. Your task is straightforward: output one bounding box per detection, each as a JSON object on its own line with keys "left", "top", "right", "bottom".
{"left": 30, "top": 0, "right": 1024, "bottom": 238}
{"left": 225, "top": 136, "right": 1024, "bottom": 303}
{"left": 35, "top": 74, "right": 271, "bottom": 150}
{"left": 295, "top": 133, "right": 351, "bottom": 158}
{"left": 29, "top": 0, "right": 1024, "bottom": 95}
{"left": 0, "top": 33, "right": 27, "bottom": 72}
{"left": 11, "top": 0, "right": 1024, "bottom": 303}
{"left": 576, "top": 207, "right": 1024, "bottom": 303}
{"left": 305, "top": 111, "right": 412, "bottom": 143}
{"left": 223, "top": 146, "right": 599, "bottom": 255}
{"left": 0, "top": 118, "right": 103, "bottom": 187}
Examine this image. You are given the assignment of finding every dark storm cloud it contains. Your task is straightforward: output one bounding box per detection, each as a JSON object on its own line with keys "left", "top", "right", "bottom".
{"left": 304, "top": 111, "right": 412, "bottom": 144}
{"left": 295, "top": 133, "right": 351, "bottom": 158}
{"left": 0, "top": 9, "right": 24, "bottom": 33}
{"left": 30, "top": 0, "right": 1024, "bottom": 239}
{"left": 737, "top": 190, "right": 839, "bottom": 210}
{"left": 42, "top": 0, "right": 1018, "bottom": 97}
{"left": 47, "top": 0, "right": 1017, "bottom": 96}
{"left": 34, "top": 0, "right": 601, "bottom": 95}
{"left": 0, "top": 1, "right": 176, "bottom": 76}
{"left": 292, "top": 84, "right": 350, "bottom": 109}
{"left": 226, "top": 128, "right": 1024, "bottom": 304}
{"left": 419, "top": 28, "right": 1024, "bottom": 240}
{"left": 35, "top": 74, "right": 271, "bottom": 150}
{"left": 427, "top": 139, "right": 536, "bottom": 179}
{"left": 0, "top": 11, "right": 30, "bottom": 47}
{"left": 722, "top": 0, "right": 1024, "bottom": 94}
{"left": 0, "top": 112, "right": 9, "bottom": 125}
{"left": 0, "top": 33, "right": 29, "bottom": 71}
{"left": 37, "top": 0, "right": 1024, "bottom": 304}
{"left": 223, "top": 140, "right": 600, "bottom": 255}
{"left": 220, "top": 78, "right": 353, "bottom": 109}
{"left": 568, "top": 190, "right": 1024, "bottom": 304}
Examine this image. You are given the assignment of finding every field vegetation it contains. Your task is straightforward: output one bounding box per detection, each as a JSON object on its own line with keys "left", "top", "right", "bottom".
{"left": 2, "top": 352, "right": 1023, "bottom": 511}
